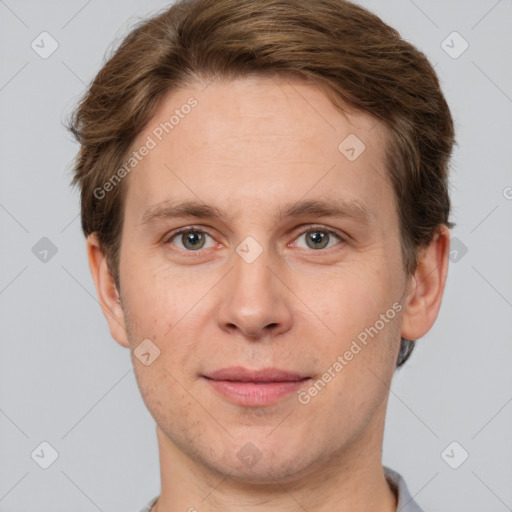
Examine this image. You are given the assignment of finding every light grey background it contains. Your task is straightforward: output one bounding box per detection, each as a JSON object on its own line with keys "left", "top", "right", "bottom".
{"left": 1, "top": 0, "right": 511, "bottom": 510}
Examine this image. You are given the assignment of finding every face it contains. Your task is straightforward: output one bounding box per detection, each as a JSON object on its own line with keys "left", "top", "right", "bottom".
{"left": 97, "top": 76, "right": 414, "bottom": 483}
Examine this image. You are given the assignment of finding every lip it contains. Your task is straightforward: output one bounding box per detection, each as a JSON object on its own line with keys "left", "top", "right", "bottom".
{"left": 204, "top": 366, "right": 308, "bottom": 382}
{"left": 202, "top": 366, "right": 311, "bottom": 407}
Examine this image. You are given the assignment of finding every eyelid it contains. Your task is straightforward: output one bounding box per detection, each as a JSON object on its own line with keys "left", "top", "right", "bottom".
{"left": 163, "top": 225, "right": 207, "bottom": 241}
{"left": 163, "top": 225, "right": 217, "bottom": 246}
{"left": 289, "top": 224, "right": 346, "bottom": 248}
{"left": 293, "top": 223, "right": 345, "bottom": 238}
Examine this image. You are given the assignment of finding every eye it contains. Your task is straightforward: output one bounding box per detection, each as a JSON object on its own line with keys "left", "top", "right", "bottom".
{"left": 164, "top": 225, "right": 345, "bottom": 253}
{"left": 293, "top": 226, "right": 344, "bottom": 250}
{"left": 165, "top": 228, "right": 216, "bottom": 251}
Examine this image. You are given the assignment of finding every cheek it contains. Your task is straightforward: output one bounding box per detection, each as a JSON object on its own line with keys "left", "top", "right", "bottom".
{"left": 133, "top": 360, "right": 198, "bottom": 438}
{"left": 308, "top": 265, "right": 400, "bottom": 342}
{"left": 120, "top": 267, "right": 211, "bottom": 389}
{"left": 120, "top": 255, "right": 203, "bottom": 334}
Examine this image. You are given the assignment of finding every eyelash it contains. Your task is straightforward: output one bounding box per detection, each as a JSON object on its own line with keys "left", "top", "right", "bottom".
{"left": 163, "top": 224, "right": 346, "bottom": 254}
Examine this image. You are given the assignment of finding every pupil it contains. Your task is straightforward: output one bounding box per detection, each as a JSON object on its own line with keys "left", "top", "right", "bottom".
{"left": 309, "top": 231, "right": 327, "bottom": 249}
{"left": 184, "top": 231, "right": 204, "bottom": 249}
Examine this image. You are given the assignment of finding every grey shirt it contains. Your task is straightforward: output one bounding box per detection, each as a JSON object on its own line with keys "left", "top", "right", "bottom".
{"left": 138, "top": 466, "right": 423, "bottom": 511}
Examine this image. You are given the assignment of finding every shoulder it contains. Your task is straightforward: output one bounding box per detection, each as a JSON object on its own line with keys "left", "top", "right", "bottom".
{"left": 137, "top": 495, "right": 159, "bottom": 512}
{"left": 384, "top": 466, "right": 425, "bottom": 512}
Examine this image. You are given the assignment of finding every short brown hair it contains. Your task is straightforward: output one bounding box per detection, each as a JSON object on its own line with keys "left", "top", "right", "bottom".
{"left": 66, "top": 0, "right": 455, "bottom": 367}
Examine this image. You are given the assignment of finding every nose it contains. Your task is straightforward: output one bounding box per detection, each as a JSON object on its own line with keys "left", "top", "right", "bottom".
{"left": 215, "top": 243, "right": 293, "bottom": 340}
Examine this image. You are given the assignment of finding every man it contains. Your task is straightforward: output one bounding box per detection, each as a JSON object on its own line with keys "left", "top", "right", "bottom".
{"left": 67, "top": 0, "right": 454, "bottom": 510}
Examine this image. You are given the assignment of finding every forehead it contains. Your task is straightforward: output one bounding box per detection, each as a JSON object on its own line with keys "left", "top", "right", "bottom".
{"left": 152, "top": 75, "right": 382, "bottom": 154}
{"left": 123, "top": 76, "right": 393, "bottom": 224}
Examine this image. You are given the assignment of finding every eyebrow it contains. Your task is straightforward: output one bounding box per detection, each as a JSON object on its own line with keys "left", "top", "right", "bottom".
{"left": 140, "top": 197, "right": 373, "bottom": 228}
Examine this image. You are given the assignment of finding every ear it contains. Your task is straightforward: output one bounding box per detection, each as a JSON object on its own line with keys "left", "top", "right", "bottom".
{"left": 86, "top": 233, "right": 130, "bottom": 348}
{"left": 401, "top": 225, "right": 450, "bottom": 341}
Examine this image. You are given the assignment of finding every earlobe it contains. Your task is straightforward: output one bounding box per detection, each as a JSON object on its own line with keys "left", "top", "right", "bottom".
{"left": 86, "top": 234, "right": 130, "bottom": 348}
{"left": 401, "top": 225, "right": 450, "bottom": 342}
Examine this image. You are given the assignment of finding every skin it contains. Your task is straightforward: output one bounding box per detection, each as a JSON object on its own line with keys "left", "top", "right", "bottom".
{"left": 87, "top": 75, "right": 449, "bottom": 511}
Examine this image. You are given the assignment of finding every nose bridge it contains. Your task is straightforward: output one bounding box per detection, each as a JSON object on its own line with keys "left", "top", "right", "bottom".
{"left": 232, "top": 239, "right": 277, "bottom": 313}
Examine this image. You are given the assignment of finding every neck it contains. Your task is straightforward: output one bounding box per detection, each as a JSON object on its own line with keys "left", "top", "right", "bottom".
{"left": 151, "top": 407, "right": 397, "bottom": 512}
